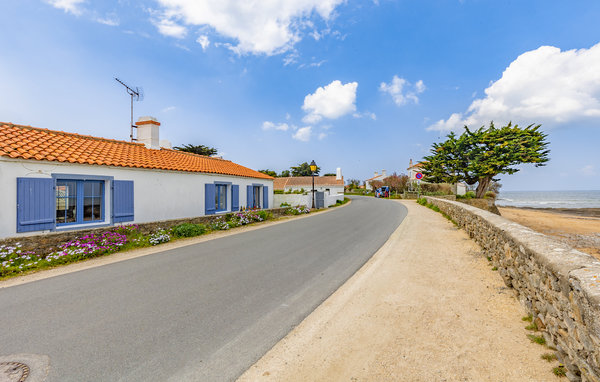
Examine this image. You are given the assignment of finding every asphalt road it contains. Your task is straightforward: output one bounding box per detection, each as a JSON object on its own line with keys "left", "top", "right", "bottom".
{"left": 0, "top": 196, "right": 407, "bottom": 382}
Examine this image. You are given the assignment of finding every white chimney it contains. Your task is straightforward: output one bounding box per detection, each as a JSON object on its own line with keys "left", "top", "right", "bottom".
{"left": 336, "top": 167, "right": 342, "bottom": 180}
{"left": 374, "top": 171, "right": 379, "bottom": 177}
{"left": 136, "top": 116, "right": 160, "bottom": 149}
{"left": 382, "top": 169, "right": 387, "bottom": 177}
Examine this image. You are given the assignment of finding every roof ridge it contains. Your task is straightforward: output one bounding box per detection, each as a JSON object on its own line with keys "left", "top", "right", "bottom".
{"left": 1, "top": 122, "right": 145, "bottom": 146}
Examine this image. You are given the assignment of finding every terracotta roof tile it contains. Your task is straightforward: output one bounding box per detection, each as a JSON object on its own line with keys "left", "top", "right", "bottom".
{"left": 0, "top": 123, "right": 272, "bottom": 180}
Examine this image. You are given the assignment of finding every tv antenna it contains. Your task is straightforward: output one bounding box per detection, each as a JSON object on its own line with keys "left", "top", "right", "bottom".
{"left": 115, "top": 77, "right": 144, "bottom": 141}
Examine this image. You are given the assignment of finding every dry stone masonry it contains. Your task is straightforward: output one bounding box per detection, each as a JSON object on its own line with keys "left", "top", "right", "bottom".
{"left": 425, "top": 197, "right": 600, "bottom": 382}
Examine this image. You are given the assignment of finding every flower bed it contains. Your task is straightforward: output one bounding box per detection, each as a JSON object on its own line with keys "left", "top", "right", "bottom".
{"left": 0, "top": 210, "right": 281, "bottom": 279}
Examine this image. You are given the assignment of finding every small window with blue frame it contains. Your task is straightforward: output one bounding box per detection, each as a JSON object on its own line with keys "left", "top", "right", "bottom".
{"left": 215, "top": 184, "right": 227, "bottom": 212}
{"left": 56, "top": 179, "right": 104, "bottom": 225}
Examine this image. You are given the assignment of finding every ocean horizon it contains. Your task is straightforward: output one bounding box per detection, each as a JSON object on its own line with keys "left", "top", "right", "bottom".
{"left": 496, "top": 190, "right": 600, "bottom": 209}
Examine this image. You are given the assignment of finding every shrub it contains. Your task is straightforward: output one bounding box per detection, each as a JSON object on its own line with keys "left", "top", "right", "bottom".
{"left": 149, "top": 230, "right": 171, "bottom": 245}
{"left": 274, "top": 190, "right": 284, "bottom": 194}
{"left": 285, "top": 205, "right": 310, "bottom": 215}
{"left": 210, "top": 217, "right": 230, "bottom": 230}
{"left": 171, "top": 223, "right": 206, "bottom": 238}
{"left": 280, "top": 202, "right": 291, "bottom": 207}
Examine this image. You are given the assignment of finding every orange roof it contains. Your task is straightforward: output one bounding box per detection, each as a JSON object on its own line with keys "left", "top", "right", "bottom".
{"left": 0, "top": 123, "right": 272, "bottom": 180}
{"left": 273, "top": 176, "right": 343, "bottom": 190}
{"left": 407, "top": 162, "right": 424, "bottom": 170}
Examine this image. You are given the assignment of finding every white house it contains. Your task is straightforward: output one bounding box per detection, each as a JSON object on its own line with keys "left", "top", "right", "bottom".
{"left": 0, "top": 117, "right": 274, "bottom": 240}
{"left": 407, "top": 159, "right": 424, "bottom": 182}
{"left": 406, "top": 159, "right": 466, "bottom": 195}
{"left": 273, "top": 168, "right": 344, "bottom": 195}
{"left": 364, "top": 169, "right": 387, "bottom": 190}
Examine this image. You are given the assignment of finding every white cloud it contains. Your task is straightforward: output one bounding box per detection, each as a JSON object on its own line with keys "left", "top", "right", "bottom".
{"left": 262, "top": 121, "right": 291, "bottom": 131}
{"left": 161, "top": 106, "right": 176, "bottom": 113}
{"left": 197, "top": 35, "right": 210, "bottom": 51}
{"left": 95, "top": 15, "right": 119, "bottom": 26}
{"left": 292, "top": 126, "right": 312, "bottom": 141}
{"left": 152, "top": 0, "right": 344, "bottom": 55}
{"left": 428, "top": 43, "right": 600, "bottom": 131}
{"left": 353, "top": 111, "right": 376, "bottom": 120}
{"left": 580, "top": 165, "right": 596, "bottom": 176}
{"left": 153, "top": 18, "right": 187, "bottom": 39}
{"left": 302, "top": 80, "right": 358, "bottom": 123}
{"left": 45, "top": 0, "right": 85, "bottom": 15}
{"left": 318, "top": 132, "right": 327, "bottom": 140}
{"left": 379, "top": 75, "right": 425, "bottom": 106}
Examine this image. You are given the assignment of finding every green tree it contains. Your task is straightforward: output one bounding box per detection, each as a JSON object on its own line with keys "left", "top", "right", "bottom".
{"left": 174, "top": 144, "right": 218, "bottom": 156}
{"left": 290, "top": 162, "right": 321, "bottom": 176}
{"left": 323, "top": 173, "right": 336, "bottom": 176}
{"left": 279, "top": 170, "right": 291, "bottom": 177}
{"left": 346, "top": 179, "right": 361, "bottom": 190}
{"left": 258, "top": 169, "right": 277, "bottom": 177}
{"left": 422, "top": 122, "right": 549, "bottom": 198}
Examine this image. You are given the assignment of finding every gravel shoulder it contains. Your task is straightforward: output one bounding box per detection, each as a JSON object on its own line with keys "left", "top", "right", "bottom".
{"left": 238, "top": 200, "right": 557, "bottom": 381}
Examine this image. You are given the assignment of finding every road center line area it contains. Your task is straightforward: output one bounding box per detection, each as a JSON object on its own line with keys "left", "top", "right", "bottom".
{"left": 0, "top": 196, "right": 406, "bottom": 382}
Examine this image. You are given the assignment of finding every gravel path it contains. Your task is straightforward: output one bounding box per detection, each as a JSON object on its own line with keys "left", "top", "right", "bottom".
{"left": 238, "top": 200, "right": 557, "bottom": 381}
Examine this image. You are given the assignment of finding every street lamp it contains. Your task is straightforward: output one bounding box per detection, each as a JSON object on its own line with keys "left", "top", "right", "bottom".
{"left": 310, "top": 160, "right": 317, "bottom": 209}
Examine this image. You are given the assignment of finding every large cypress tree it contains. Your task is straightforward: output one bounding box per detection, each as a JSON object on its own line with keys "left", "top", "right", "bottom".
{"left": 422, "top": 122, "right": 550, "bottom": 198}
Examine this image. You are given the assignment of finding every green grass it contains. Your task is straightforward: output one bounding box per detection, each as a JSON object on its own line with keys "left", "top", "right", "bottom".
{"left": 552, "top": 365, "right": 566, "bottom": 377}
{"left": 491, "top": 266, "right": 498, "bottom": 271}
{"left": 527, "top": 334, "right": 546, "bottom": 345}
{"left": 417, "top": 197, "right": 457, "bottom": 225}
{"left": 541, "top": 353, "right": 558, "bottom": 362}
{"left": 522, "top": 314, "right": 533, "bottom": 322}
{"left": 525, "top": 322, "right": 538, "bottom": 331}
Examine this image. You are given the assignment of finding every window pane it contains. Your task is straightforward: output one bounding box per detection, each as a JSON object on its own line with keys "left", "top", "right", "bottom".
{"left": 65, "top": 197, "right": 77, "bottom": 223}
{"left": 56, "top": 181, "right": 77, "bottom": 224}
{"left": 93, "top": 199, "right": 102, "bottom": 220}
{"left": 56, "top": 181, "right": 76, "bottom": 198}
{"left": 83, "top": 197, "right": 93, "bottom": 221}
{"left": 84, "top": 182, "right": 92, "bottom": 196}
{"left": 84, "top": 181, "right": 102, "bottom": 197}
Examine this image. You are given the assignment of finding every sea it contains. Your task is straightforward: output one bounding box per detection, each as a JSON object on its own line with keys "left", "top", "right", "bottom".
{"left": 496, "top": 190, "right": 600, "bottom": 209}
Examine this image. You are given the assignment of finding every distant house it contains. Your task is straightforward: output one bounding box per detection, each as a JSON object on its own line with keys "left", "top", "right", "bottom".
{"left": 407, "top": 159, "right": 424, "bottom": 182}
{"left": 274, "top": 168, "right": 344, "bottom": 196}
{"left": 364, "top": 169, "right": 387, "bottom": 190}
{"left": 0, "top": 117, "right": 273, "bottom": 239}
{"left": 406, "top": 159, "right": 466, "bottom": 195}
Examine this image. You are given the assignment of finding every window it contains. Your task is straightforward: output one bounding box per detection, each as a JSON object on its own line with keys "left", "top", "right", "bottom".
{"left": 253, "top": 186, "right": 261, "bottom": 208}
{"left": 56, "top": 180, "right": 104, "bottom": 225}
{"left": 215, "top": 184, "right": 227, "bottom": 211}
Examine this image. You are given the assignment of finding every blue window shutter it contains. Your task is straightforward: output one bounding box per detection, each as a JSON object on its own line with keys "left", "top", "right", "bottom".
{"left": 113, "top": 180, "right": 134, "bottom": 223}
{"left": 231, "top": 185, "right": 239, "bottom": 212}
{"left": 247, "top": 185, "right": 253, "bottom": 208}
{"left": 263, "top": 186, "right": 269, "bottom": 209}
{"left": 16, "top": 178, "right": 55, "bottom": 232}
{"left": 205, "top": 183, "right": 216, "bottom": 215}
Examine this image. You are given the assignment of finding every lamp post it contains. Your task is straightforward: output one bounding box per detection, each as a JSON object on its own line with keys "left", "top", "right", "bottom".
{"left": 310, "top": 160, "right": 317, "bottom": 209}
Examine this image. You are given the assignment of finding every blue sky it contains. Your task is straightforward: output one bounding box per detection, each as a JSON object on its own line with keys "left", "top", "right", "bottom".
{"left": 1, "top": 0, "right": 599, "bottom": 191}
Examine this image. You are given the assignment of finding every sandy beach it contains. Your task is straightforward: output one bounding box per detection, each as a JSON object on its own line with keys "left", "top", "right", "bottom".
{"left": 498, "top": 207, "right": 600, "bottom": 260}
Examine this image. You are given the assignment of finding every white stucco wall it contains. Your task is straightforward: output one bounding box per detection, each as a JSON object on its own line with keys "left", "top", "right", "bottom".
{"left": 0, "top": 157, "right": 273, "bottom": 239}
{"left": 284, "top": 185, "right": 344, "bottom": 195}
{"left": 274, "top": 193, "right": 343, "bottom": 208}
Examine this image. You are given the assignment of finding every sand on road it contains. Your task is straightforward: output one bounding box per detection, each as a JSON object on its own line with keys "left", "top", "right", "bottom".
{"left": 238, "top": 200, "right": 557, "bottom": 382}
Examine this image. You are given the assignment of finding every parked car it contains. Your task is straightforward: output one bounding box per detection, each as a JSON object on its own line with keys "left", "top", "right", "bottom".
{"left": 375, "top": 186, "right": 390, "bottom": 198}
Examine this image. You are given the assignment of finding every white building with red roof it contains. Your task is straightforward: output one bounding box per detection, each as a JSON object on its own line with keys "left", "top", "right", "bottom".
{"left": 0, "top": 117, "right": 273, "bottom": 239}
{"left": 364, "top": 169, "right": 387, "bottom": 191}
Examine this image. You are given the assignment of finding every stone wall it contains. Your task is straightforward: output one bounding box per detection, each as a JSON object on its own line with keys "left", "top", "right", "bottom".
{"left": 0, "top": 208, "right": 288, "bottom": 256}
{"left": 425, "top": 197, "right": 600, "bottom": 382}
